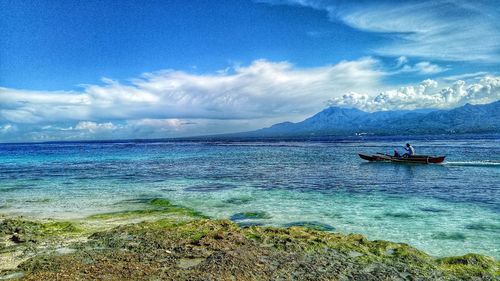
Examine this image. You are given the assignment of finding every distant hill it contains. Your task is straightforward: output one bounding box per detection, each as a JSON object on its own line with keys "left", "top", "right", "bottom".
{"left": 231, "top": 100, "right": 500, "bottom": 137}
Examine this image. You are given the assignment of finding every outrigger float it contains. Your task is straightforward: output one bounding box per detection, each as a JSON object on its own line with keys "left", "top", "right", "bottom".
{"left": 359, "top": 153, "right": 446, "bottom": 164}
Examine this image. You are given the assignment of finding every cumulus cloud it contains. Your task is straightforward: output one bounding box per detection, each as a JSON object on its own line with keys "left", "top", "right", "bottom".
{"left": 2, "top": 118, "right": 284, "bottom": 142}
{"left": 75, "top": 121, "right": 117, "bottom": 133}
{"left": 0, "top": 58, "right": 384, "bottom": 141}
{"left": 0, "top": 58, "right": 382, "bottom": 124}
{"left": 259, "top": 0, "right": 500, "bottom": 62}
{"left": 327, "top": 76, "right": 500, "bottom": 111}
{"left": 1, "top": 57, "right": 497, "bottom": 142}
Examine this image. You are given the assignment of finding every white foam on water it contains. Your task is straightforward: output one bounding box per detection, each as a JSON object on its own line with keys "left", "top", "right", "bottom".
{"left": 444, "top": 161, "right": 500, "bottom": 167}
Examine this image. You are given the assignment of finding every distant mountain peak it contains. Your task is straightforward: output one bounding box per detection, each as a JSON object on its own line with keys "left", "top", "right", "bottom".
{"left": 269, "top": 121, "right": 294, "bottom": 128}
{"left": 233, "top": 100, "right": 500, "bottom": 138}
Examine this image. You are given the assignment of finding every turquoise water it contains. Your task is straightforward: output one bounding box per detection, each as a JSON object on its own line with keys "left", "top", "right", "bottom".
{"left": 0, "top": 136, "right": 499, "bottom": 258}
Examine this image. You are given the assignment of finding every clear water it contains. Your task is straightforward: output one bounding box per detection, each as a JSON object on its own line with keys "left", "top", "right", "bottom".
{"left": 0, "top": 136, "right": 499, "bottom": 258}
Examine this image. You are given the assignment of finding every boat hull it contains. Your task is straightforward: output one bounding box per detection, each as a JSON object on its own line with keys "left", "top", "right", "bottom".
{"left": 358, "top": 154, "right": 445, "bottom": 164}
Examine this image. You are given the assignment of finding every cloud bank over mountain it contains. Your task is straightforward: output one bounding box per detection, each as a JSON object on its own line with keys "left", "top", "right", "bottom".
{"left": 0, "top": 58, "right": 383, "bottom": 141}
{"left": 0, "top": 58, "right": 382, "bottom": 124}
{"left": 328, "top": 76, "right": 500, "bottom": 111}
{"left": 236, "top": 101, "right": 500, "bottom": 138}
{"left": 1, "top": 58, "right": 499, "bottom": 142}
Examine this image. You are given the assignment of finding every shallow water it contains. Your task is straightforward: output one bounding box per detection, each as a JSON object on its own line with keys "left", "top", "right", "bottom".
{"left": 0, "top": 136, "right": 499, "bottom": 258}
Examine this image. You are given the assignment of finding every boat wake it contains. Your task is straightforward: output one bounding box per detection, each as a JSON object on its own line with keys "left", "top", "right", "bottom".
{"left": 444, "top": 161, "right": 500, "bottom": 167}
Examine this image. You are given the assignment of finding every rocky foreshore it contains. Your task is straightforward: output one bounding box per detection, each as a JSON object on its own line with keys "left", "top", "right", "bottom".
{"left": 1, "top": 198, "right": 498, "bottom": 280}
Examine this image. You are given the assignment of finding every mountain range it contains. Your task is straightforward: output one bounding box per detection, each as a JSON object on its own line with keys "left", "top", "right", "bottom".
{"left": 228, "top": 100, "right": 500, "bottom": 138}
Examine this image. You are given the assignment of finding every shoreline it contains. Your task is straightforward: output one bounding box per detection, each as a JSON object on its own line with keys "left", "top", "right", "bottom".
{"left": 1, "top": 198, "right": 498, "bottom": 280}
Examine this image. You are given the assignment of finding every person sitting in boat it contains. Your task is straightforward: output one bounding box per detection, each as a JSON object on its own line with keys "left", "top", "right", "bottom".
{"left": 403, "top": 143, "right": 415, "bottom": 157}
{"left": 393, "top": 149, "right": 401, "bottom": 157}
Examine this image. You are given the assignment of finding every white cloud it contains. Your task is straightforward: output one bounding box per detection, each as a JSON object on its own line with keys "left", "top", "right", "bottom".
{"left": 442, "top": 72, "right": 489, "bottom": 81}
{"left": 3, "top": 118, "right": 280, "bottom": 142}
{"left": 75, "top": 121, "right": 117, "bottom": 133}
{"left": 0, "top": 58, "right": 383, "bottom": 125}
{"left": 0, "top": 124, "right": 17, "bottom": 134}
{"left": 413, "top": 62, "right": 448, "bottom": 75}
{"left": 0, "top": 58, "right": 385, "bottom": 141}
{"left": 395, "top": 56, "right": 408, "bottom": 68}
{"left": 392, "top": 58, "right": 448, "bottom": 75}
{"left": 260, "top": 0, "right": 500, "bottom": 62}
{"left": 1, "top": 57, "right": 497, "bottom": 142}
{"left": 327, "top": 76, "right": 500, "bottom": 111}
{"left": 343, "top": 3, "right": 500, "bottom": 61}
{"left": 0, "top": 88, "right": 90, "bottom": 123}
{"left": 126, "top": 119, "right": 184, "bottom": 128}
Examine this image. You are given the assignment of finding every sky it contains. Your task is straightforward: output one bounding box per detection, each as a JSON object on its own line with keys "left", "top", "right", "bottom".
{"left": 1, "top": 0, "right": 499, "bottom": 142}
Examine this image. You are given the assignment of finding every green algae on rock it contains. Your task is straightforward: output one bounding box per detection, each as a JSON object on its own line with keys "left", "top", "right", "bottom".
{"left": 223, "top": 197, "right": 253, "bottom": 205}
{"left": 230, "top": 211, "right": 271, "bottom": 221}
{"left": 283, "top": 221, "right": 335, "bottom": 232}
{"left": 88, "top": 198, "right": 208, "bottom": 220}
{"left": 1, "top": 199, "right": 499, "bottom": 281}
{"left": 437, "top": 253, "right": 500, "bottom": 280}
{"left": 0, "top": 218, "right": 82, "bottom": 243}
{"left": 0, "top": 217, "right": 86, "bottom": 273}
{"left": 184, "top": 183, "right": 237, "bottom": 192}
{"left": 431, "top": 232, "right": 467, "bottom": 241}
{"left": 465, "top": 222, "right": 500, "bottom": 232}
{"left": 10, "top": 218, "right": 499, "bottom": 281}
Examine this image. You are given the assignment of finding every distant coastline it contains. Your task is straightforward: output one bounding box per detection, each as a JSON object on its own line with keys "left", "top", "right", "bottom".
{"left": 1, "top": 101, "right": 499, "bottom": 145}
{"left": 225, "top": 100, "right": 500, "bottom": 138}
{"left": 2, "top": 132, "right": 499, "bottom": 146}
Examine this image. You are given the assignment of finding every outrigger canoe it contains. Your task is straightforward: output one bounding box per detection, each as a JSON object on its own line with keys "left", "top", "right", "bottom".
{"left": 359, "top": 153, "right": 445, "bottom": 164}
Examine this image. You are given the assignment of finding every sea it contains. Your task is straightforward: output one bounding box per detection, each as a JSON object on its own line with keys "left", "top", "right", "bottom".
{"left": 0, "top": 135, "right": 499, "bottom": 258}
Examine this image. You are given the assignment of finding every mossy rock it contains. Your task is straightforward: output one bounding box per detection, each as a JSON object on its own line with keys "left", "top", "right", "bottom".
{"left": 184, "top": 183, "right": 237, "bottom": 192}
{"left": 431, "top": 232, "right": 467, "bottom": 241}
{"left": 223, "top": 197, "right": 253, "bottom": 205}
{"left": 0, "top": 219, "right": 40, "bottom": 236}
{"left": 283, "top": 221, "right": 335, "bottom": 232}
{"left": 88, "top": 198, "right": 208, "bottom": 220}
{"left": 230, "top": 211, "right": 271, "bottom": 221}
{"left": 237, "top": 221, "right": 264, "bottom": 228}
{"left": 465, "top": 222, "right": 500, "bottom": 232}
{"left": 12, "top": 218, "right": 500, "bottom": 281}
{"left": 383, "top": 212, "right": 416, "bottom": 219}
{"left": 0, "top": 219, "right": 81, "bottom": 240}
{"left": 419, "top": 207, "right": 447, "bottom": 213}
{"left": 437, "top": 254, "right": 500, "bottom": 279}
{"left": 4, "top": 200, "right": 499, "bottom": 281}
{"left": 149, "top": 198, "right": 174, "bottom": 207}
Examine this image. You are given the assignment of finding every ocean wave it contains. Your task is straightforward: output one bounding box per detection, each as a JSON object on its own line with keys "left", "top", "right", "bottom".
{"left": 444, "top": 161, "right": 500, "bottom": 167}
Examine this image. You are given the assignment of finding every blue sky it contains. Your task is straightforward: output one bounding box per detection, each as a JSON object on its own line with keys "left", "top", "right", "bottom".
{"left": 1, "top": 0, "right": 383, "bottom": 90}
{"left": 0, "top": 0, "right": 499, "bottom": 141}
